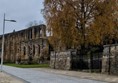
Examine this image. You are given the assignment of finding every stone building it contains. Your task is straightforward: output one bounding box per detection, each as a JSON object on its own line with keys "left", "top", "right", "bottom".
{"left": 0, "top": 24, "right": 49, "bottom": 63}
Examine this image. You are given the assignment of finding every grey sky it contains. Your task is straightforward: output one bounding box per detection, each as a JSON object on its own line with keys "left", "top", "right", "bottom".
{"left": 0, "top": 0, "right": 44, "bottom": 34}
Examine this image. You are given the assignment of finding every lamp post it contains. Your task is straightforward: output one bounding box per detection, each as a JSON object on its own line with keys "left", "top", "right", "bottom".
{"left": 0, "top": 13, "right": 16, "bottom": 72}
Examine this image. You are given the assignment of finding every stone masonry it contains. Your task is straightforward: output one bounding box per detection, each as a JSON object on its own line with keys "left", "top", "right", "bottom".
{"left": 102, "top": 44, "right": 118, "bottom": 75}
{"left": 50, "top": 50, "right": 78, "bottom": 70}
{"left": 0, "top": 24, "right": 49, "bottom": 63}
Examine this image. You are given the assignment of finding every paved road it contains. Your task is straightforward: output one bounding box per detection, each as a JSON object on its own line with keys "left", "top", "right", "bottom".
{"left": 3, "top": 66, "right": 106, "bottom": 83}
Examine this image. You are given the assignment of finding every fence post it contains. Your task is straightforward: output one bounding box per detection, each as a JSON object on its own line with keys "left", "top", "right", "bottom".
{"left": 90, "top": 52, "right": 93, "bottom": 73}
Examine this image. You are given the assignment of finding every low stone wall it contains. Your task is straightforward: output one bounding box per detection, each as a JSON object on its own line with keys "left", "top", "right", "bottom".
{"left": 102, "top": 44, "right": 118, "bottom": 75}
{"left": 110, "top": 52, "right": 118, "bottom": 75}
{"left": 50, "top": 50, "right": 102, "bottom": 70}
{"left": 50, "top": 50, "right": 77, "bottom": 70}
{"left": 50, "top": 51, "right": 71, "bottom": 70}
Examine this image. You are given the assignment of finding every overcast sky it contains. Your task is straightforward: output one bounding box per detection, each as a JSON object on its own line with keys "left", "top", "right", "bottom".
{"left": 0, "top": 0, "right": 45, "bottom": 34}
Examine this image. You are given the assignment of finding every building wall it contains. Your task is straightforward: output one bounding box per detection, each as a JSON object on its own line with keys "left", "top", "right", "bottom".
{"left": 0, "top": 24, "right": 49, "bottom": 63}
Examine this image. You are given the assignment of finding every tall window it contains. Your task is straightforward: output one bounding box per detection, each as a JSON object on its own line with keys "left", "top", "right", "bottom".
{"left": 38, "top": 45, "right": 40, "bottom": 54}
{"left": 40, "top": 29, "right": 42, "bottom": 37}
{"left": 28, "top": 30, "right": 30, "bottom": 40}
{"left": 30, "top": 29, "right": 32, "bottom": 39}
{"left": 23, "top": 47, "right": 26, "bottom": 55}
{"left": 33, "top": 45, "right": 35, "bottom": 56}
{"left": 34, "top": 28, "right": 37, "bottom": 38}
{"left": 28, "top": 46, "right": 30, "bottom": 56}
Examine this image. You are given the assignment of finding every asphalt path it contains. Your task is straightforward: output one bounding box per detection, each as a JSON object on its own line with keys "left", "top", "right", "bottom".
{"left": 3, "top": 66, "right": 106, "bottom": 83}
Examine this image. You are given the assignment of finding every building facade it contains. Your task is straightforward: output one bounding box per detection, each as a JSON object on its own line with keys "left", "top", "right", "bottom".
{"left": 0, "top": 24, "right": 49, "bottom": 63}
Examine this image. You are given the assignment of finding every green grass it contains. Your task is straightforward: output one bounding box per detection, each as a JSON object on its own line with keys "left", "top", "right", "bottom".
{"left": 4, "top": 63, "right": 49, "bottom": 68}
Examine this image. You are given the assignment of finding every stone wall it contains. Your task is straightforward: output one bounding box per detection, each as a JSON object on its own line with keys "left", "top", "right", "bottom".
{"left": 50, "top": 50, "right": 77, "bottom": 70}
{"left": 102, "top": 44, "right": 118, "bottom": 75}
{"left": 0, "top": 24, "right": 49, "bottom": 63}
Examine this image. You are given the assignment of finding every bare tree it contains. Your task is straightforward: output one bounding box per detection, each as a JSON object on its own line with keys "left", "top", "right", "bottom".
{"left": 26, "top": 20, "right": 44, "bottom": 27}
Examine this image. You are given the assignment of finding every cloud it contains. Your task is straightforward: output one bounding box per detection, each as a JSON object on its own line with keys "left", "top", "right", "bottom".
{"left": 0, "top": 0, "right": 44, "bottom": 34}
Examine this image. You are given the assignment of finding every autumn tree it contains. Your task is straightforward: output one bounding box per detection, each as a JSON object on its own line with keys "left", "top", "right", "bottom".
{"left": 48, "top": 36, "right": 60, "bottom": 68}
{"left": 43, "top": 0, "right": 118, "bottom": 51}
{"left": 87, "top": 0, "right": 118, "bottom": 45}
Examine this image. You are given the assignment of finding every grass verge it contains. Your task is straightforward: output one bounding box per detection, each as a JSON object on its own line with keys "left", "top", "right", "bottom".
{"left": 4, "top": 63, "right": 49, "bottom": 68}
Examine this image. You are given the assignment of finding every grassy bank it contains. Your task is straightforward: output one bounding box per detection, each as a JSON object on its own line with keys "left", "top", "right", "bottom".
{"left": 4, "top": 63, "right": 49, "bottom": 68}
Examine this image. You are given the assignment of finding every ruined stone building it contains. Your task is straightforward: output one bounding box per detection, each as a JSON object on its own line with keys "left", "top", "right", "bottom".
{"left": 0, "top": 24, "right": 49, "bottom": 63}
